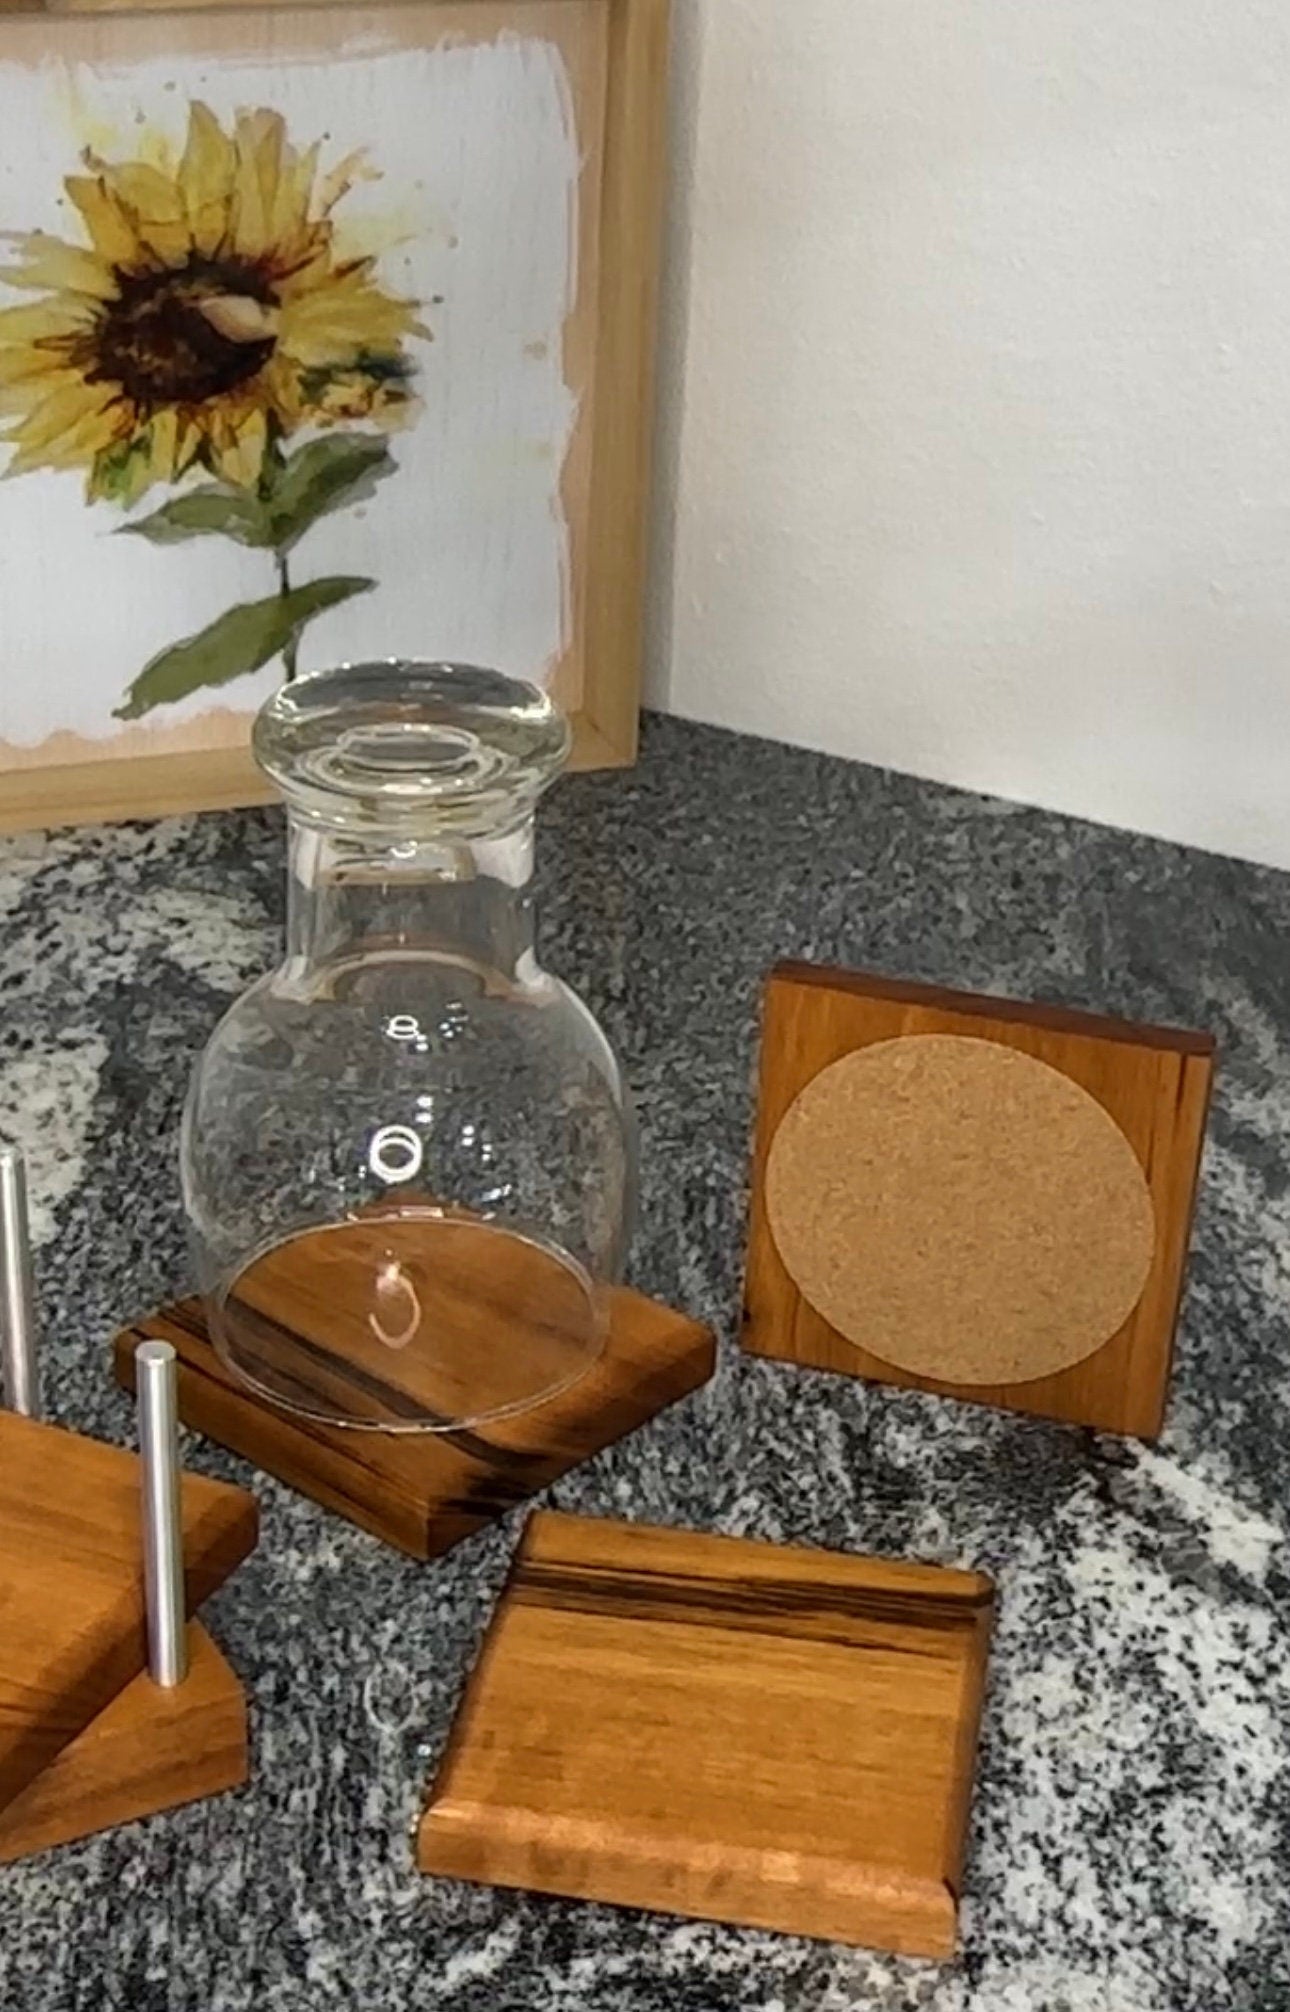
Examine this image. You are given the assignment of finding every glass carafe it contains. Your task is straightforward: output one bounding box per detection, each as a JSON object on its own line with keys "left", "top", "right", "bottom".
{"left": 181, "top": 662, "right": 637, "bottom": 1433}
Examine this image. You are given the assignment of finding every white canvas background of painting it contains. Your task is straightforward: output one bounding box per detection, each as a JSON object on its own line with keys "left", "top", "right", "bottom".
{"left": 0, "top": 33, "right": 578, "bottom": 749}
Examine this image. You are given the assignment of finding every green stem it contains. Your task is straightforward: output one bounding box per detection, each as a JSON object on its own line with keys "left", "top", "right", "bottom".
{"left": 277, "top": 549, "right": 299, "bottom": 681}
{"left": 263, "top": 432, "right": 301, "bottom": 684}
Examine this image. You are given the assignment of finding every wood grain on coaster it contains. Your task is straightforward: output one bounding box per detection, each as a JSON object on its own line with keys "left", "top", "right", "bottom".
{"left": 0, "top": 1413, "right": 257, "bottom": 1813}
{"left": 0, "top": 1623, "right": 247, "bottom": 1864}
{"left": 418, "top": 1510, "right": 994, "bottom": 1959}
{"left": 115, "top": 1288, "right": 714, "bottom": 1561}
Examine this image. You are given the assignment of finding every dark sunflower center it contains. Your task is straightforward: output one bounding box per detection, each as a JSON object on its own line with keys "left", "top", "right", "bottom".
{"left": 86, "top": 257, "right": 279, "bottom": 408}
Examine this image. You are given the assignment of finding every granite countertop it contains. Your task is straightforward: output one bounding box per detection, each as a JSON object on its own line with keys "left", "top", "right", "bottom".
{"left": 1, "top": 713, "right": 1287, "bottom": 2012}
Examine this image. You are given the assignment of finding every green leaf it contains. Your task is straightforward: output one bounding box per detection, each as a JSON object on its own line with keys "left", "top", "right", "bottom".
{"left": 263, "top": 433, "right": 397, "bottom": 551}
{"left": 120, "top": 486, "right": 274, "bottom": 548}
{"left": 89, "top": 436, "right": 153, "bottom": 508}
{"left": 114, "top": 575, "right": 374, "bottom": 720}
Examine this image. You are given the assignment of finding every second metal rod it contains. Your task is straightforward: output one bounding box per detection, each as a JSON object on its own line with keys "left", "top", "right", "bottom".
{"left": 137, "top": 1339, "right": 188, "bottom": 1688}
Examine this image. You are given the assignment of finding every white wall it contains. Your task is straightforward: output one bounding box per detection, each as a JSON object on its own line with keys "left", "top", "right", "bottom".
{"left": 648, "top": 0, "right": 1290, "bottom": 870}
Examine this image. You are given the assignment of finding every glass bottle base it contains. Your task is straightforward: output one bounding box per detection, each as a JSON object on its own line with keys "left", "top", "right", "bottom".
{"left": 209, "top": 1207, "right": 604, "bottom": 1433}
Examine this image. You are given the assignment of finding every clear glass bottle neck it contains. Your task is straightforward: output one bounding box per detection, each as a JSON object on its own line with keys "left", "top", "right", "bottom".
{"left": 283, "top": 809, "right": 537, "bottom": 985}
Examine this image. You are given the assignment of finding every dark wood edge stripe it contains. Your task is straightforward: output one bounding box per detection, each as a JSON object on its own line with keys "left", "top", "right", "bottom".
{"left": 115, "top": 1311, "right": 716, "bottom": 1547}
{"left": 770, "top": 960, "right": 1217, "bottom": 1057}
{"left": 118, "top": 1318, "right": 513, "bottom": 1547}
{"left": 123, "top": 1309, "right": 538, "bottom": 1490}
{"left": 130, "top": 1305, "right": 711, "bottom": 1484}
{"left": 149, "top": 1302, "right": 568, "bottom": 1473}
{"left": 225, "top": 1298, "right": 458, "bottom": 1429}
{"left": 513, "top": 1559, "right": 994, "bottom": 1644}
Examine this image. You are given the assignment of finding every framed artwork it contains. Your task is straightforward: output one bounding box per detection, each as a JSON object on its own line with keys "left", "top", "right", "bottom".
{"left": 0, "top": 0, "right": 669, "bottom": 829}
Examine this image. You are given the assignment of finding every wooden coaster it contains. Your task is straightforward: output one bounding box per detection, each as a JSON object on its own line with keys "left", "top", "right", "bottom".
{"left": 418, "top": 1510, "right": 994, "bottom": 1959}
{"left": 744, "top": 964, "right": 1215, "bottom": 1437}
{"left": 0, "top": 1412, "right": 258, "bottom": 1814}
{"left": 0, "top": 1625, "right": 247, "bottom": 1865}
{"left": 114, "top": 1290, "right": 715, "bottom": 1561}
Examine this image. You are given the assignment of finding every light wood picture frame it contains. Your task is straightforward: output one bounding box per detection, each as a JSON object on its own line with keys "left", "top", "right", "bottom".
{"left": 0, "top": 0, "right": 670, "bottom": 830}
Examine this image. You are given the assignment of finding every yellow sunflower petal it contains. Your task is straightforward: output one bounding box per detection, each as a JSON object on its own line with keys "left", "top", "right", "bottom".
{"left": 179, "top": 101, "right": 236, "bottom": 257}
{"left": 0, "top": 295, "right": 99, "bottom": 343}
{"left": 0, "top": 231, "right": 118, "bottom": 300}
{"left": 229, "top": 109, "right": 286, "bottom": 262}
{"left": 5, "top": 373, "right": 118, "bottom": 451}
{"left": 64, "top": 175, "right": 143, "bottom": 268}
{"left": 173, "top": 411, "right": 205, "bottom": 477}
{"left": 262, "top": 351, "right": 305, "bottom": 431}
{"left": 0, "top": 337, "right": 81, "bottom": 388}
{"left": 146, "top": 405, "right": 180, "bottom": 483}
{"left": 271, "top": 237, "right": 338, "bottom": 297}
{"left": 290, "top": 254, "right": 430, "bottom": 341}
{"left": 269, "top": 139, "right": 318, "bottom": 259}
{"left": 244, "top": 107, "right": 286, "bottom": 204}
{"left": 0, "top": 385, "right": 40, "bottom": 420}
{"left": 101, "top": 161, "right": 191, "bottom": 266}
{"left": 315, "top": 149, "right": 376, "bottom": 219}
{"left": 0, "top": 364, "right": 89, "bottom": 419}
{"left": 4, "top": 388, "right": 124, "bottom": 475}
{"left": 277, "top": 278, "right": 421, "bottom": 368}
{"left": 210, "top": 402, "right": 267, "bottom": 488}
{"left": 312, "top": 371, "right": 376, "bottom": 421}
{"left": 315, "top": 370, "right": 420, "bottom": 432}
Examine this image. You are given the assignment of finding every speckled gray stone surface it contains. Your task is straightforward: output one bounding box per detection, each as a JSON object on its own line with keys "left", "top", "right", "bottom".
{"left": 0, "top": 712, "right": 1287, "bottom": 2012}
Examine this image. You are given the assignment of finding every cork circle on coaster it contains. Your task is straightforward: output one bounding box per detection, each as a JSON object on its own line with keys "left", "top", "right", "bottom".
{"left": 764, "top": 1033, "right": 1156, "bottom": 1387}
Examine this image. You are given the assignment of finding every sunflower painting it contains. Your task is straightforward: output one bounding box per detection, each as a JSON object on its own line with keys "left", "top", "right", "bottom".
{"left": 0, "top": 26, "right": 584, "bottom": 791}
{"left": 0, "top": 100, "right": 426, "bottom": 717}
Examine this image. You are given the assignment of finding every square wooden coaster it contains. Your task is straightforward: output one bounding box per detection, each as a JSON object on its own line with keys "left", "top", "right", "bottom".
{"left": 0, "top": 1413, "right": 258, "bottom": 1814}
{"left": 418, "top": 1510, "right": 994, "bottom": 1959}
{"left": 743, "top": 963, "right": 1215, "bottom": 1437}
{"left": 114, "top": 1290, "right": 715, "bottom": 1561}
{"left": 0, "top": 1624, "right": 247, "bottom": 1865}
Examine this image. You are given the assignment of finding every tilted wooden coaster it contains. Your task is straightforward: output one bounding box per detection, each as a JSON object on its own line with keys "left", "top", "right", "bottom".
{"left": 114, "top": 1290, "right": 715, "bottom": 1561}
{"left": 744, "top": 963, "right": 1215, "bottom": 1437}
{"left": 418, "top": 1511, "right": 994, "bottom": 1959}
{"left": 0, "top": 1410, "right": 258, "bottom": 1812}
{"left": 0, "top": 1623, "right": 247, "bottom": 1864}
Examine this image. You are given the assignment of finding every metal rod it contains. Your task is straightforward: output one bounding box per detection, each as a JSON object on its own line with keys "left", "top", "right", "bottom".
{"left": 0, "top": 1146, "right": 40, "bottom": 1420}
{"left": 136, "top": 1340, "right": 188, "bottom": 1688}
